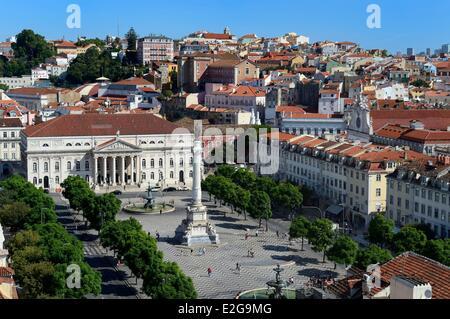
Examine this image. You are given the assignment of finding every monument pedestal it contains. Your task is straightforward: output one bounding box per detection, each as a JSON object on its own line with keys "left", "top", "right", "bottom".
{"left": 177, "top": 204, "right": 220, "bottom": 246}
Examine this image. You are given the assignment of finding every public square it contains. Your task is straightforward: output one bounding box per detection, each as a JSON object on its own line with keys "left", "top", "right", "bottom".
{"left": 115, "top": 191, "right": 346, "bottom": 299}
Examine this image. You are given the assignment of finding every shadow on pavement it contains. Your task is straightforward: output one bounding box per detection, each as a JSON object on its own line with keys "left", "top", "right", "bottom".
{"left": 297, "top": 268, "right": 339, "bottom": 278}
{"left": 263, "top": 244, "right": 290, "bottom": 252}
{"left": 272, "top": 254, "right": 320, "bottom": 266}
{"left": 215, "top": 223, "right": 256, "bottom": 231}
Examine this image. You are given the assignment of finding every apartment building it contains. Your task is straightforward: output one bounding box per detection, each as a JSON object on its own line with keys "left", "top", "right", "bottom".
{"left": 0, "top": 118, "right": 23, "bottom": 177}
{"left": 278, "top": 135, "right": 429, "bottom": 228}
{"left": 204, "top": 85, "right": 266, "bottom": 112}
{"left": 137, "top": 36, "right": 174, "bottom": 65}
{"left": 386, "top": 156, "right": 450, "bottom": 238}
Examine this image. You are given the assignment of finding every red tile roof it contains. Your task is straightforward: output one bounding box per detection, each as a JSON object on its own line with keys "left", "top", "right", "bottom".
{"left": 0, "top": 118, "right": 22, "bottom": 128}
{"left": 23, "top": 114, "right": 182, "bottom": 138}
{"left": 371, "top": 109, "right": 450, "bottom": 131}
{"left": 7, "top": 88, "right": 59, "bottom": 96}
{"left": 114, "top": 77, "right": 153, "bottom": 86}
{"left": 203, "top": 33, "right": 232, "bottom": 40}
{"left": 379, "top": 252, "right": 450, "bottom": 299}
{"left": 275, "top": 106, "right": 306, "bottom": 114}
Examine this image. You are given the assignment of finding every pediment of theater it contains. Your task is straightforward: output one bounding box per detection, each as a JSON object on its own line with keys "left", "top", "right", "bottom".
{"left": 94, "top": 139, "right": 141, "bottom": 154}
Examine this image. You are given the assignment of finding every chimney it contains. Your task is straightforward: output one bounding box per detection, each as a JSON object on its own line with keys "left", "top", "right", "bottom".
{"left": 390, "top": 276, "right": 432, "bottom": 299}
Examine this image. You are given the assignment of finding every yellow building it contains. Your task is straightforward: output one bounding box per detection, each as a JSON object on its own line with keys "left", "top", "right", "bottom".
{"left": 278, "top": 135, "right": 430, "bottom": 228}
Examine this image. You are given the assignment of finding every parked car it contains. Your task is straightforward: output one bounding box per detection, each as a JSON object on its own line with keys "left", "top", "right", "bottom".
{"left": 111, "top": 190, "right": 123, "bottom": 196}
{"left": 178, "top": 186, "right": 190, "bottom": 191}
{"left": 163, "top": 187, "right": 177, "bottom": 192}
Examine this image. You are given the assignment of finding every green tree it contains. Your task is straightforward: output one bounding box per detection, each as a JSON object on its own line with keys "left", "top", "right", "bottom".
{"left": 125, "top": 27, "right": 138, "bottom": 51}
{"left": 83, "top": 193, "right": 121, "bottom": 230}
{"left": 162, "top": 89, "right": 173, "bottom": 99}
{"left": 273, "top": 182, "right": 303, "bottom": 219}
{"left": 368, "top": 214, "right": 394, "bottom": 247}
{"left": 100, "top": 218, "right": 143, "bottom": 259}
{"left": 327, "top": 235, "right": 359, "bottom": 269}
{"left": 0, "top": 202, "right": 31, "bottom": 231}
{"left": 231, "top": 168, "right": 256, "bottom": 190}
{"left": 143, "top": 261, "right": 197, "bottom": 299}
{"left": 421, "top": 239, "right": 449, "bottom": 266}
{"left": 411, "top": 223, "right": 436, "bottom": 240}
{"left": 61, "top": 176, "right": 94, "bottom": 212}
{"left": 215, "top": 165, "right": 236, "bottom": 179}
{"left": 393, "top": 226, "right": 427, "bottom": 254}
{"left": 289, "top": 216, "right": 311, "bottom": 251}
{"left": 255, "top": 176, "right": 277, "bottom": 195}
{"left": 307, "top": 218, "right": 335, "bottom": 263}
{"left": 9, "top": 226, "right": 100, "bottom": 299}
{"left": 235, "top": 186, "right": 250, "bottom": 220}
{"left": 355, "top": 244, "right": 393, "bottom": 269}
{"left": 411, "top": 79, "right": 430, "bottom": 88}
{"left": 54, "top": 262, "right": 102, "bottom": 298}
{"left": 66, "top": 47, "right": 134, "bottom": 84}
{"left": 0, "top": 175, "right": 57, "bottom": 226}
{"left": 12, "top": 29, "right": 55, "bottom": 72}
{"left": 169, "top": 70, "right": 178, "bottom": 91}
{"left": 75, "top": 38, "right": 105, "bottom": 48}
{"left": 6, "top": 229, "right": 40, "bottom": 256}
{"left": 0, "top": 83, "right": 9, "bottom": 91}
{"left": 33, "top": 223, "right": 84, "bottom": 265}
{"left": 248, "top": 190, "right": 272, "bottom": 230}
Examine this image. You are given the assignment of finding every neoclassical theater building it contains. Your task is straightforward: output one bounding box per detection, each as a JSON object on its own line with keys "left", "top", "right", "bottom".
{"left": 21, "top": 113, "right": 194, "bottom": 192}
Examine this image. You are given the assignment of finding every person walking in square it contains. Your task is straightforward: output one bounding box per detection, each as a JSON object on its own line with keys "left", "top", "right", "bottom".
{"left": 207, "top": 267, "right": 212, "bottom": 277}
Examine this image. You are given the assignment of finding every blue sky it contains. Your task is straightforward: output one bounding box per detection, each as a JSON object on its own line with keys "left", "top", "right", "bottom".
{"left": 1, "top": 0, "right": 449, "bottom": 53}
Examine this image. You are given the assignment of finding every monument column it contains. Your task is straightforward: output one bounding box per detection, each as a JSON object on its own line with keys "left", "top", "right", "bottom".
{"left": 176, "top": 120, "right": 219, "bottom": 246}
{"left": 191, "top": 139, "right": 203, "bottom": 207}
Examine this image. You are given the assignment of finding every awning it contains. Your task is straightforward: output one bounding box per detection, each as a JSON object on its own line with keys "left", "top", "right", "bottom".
{"left": 326, "top": 205, "right": 344, "bottom": 216}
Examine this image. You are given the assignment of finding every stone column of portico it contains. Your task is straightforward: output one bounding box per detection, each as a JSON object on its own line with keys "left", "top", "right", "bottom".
{"left": 131, "top": 156, "right": 135, "bottom": 184}
{"left": 102, "top": 157, "right": 107, "bottom": 185}
{"left": 112, "top": 156, "right": 117, "bottom": 186}
{"left": 136, "top": 156, "right": 141, "bottom": 186}
{"left": 121, "top": 156, "right": 126, "bottom": 186}
{"left": 94, "top": 157, "right": 98, "bottom": 187}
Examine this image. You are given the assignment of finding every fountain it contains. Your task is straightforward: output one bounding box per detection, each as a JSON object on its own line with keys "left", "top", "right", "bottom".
{"left": 143, "top": 184, "right": 156, "bottom": 209}
{"left": 123, "top": 183, "right": 174, "bottom": 215}
{"left": 266, "top": 265, "right": 290, "bottom": 299}
{"left": 236, "top": 264, "right": 297, "bottom": 299}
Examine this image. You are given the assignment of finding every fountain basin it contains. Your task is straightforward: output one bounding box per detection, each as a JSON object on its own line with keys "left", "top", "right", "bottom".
{"left": 123, "top": 203, "right": 175, "bottom": 215}
{"left": 236, "top": 288, "right": 297, "bottom": 299}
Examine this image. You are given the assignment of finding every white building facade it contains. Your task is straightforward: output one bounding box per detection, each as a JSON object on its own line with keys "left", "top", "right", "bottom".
{"left": 386, "top": 162, "right": 450, "bottom": 238}
{"left": 21, "top": 114, "right": 194, "bottom": 192}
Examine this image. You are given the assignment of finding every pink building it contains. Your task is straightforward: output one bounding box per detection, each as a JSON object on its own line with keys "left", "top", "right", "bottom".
{"left": 137, "top": 36, "right": 174, "bottom": 65}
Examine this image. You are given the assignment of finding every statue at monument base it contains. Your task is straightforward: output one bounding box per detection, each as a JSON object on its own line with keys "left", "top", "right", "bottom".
{"left": 176, "top": 205, "right": 220, "bottom": 246}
